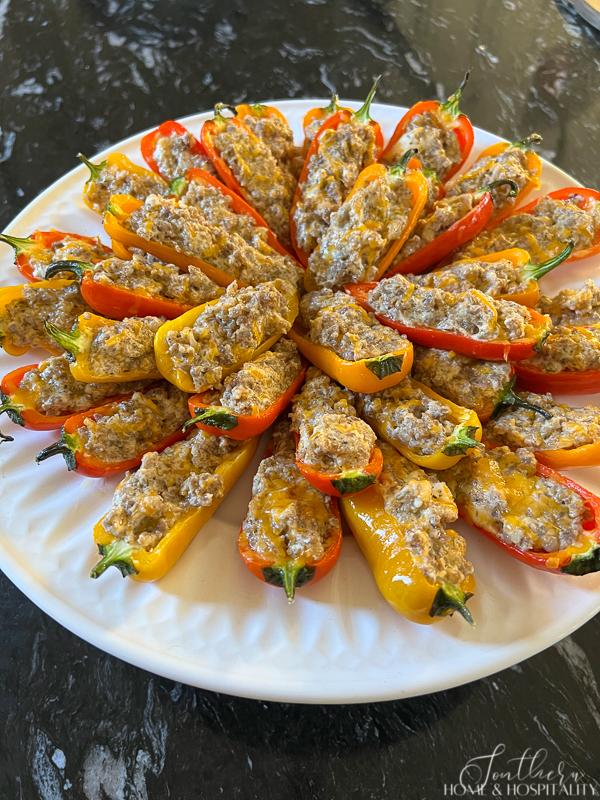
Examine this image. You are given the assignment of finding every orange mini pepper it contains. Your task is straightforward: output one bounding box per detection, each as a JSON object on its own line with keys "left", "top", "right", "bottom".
{"left": 295, "top": 433, "right": 384, "bottom": 498}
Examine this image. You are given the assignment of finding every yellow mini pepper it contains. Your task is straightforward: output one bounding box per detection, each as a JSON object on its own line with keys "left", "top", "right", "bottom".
{"left": 342, "top": 486, "right": 475, "bottom": 625}
{"left": 45, "top": 312, "right": 162, "bottom": 383}
{"left": 91, "top": 436, "right": 258, "bottom": 582}
{"left": 0, "top": 279, "right": 75, "bottom": 356}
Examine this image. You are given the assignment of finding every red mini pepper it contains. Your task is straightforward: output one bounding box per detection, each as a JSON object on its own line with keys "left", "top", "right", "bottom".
{"left": 140, "top": 119, "right": 211, "bottom": 180}
{"left": 35, "top": 393, "right": 186, "bottom": 477}
{"left": 386, "top": 179, "right": 518, "bottom": 276}
{"left": 513, "top": 362, "right": 600, "bottom": 395}
{"left": 495, "top": 187, "right": 600, "bottom": 262}
{"left": 238, "top": 437, "right": 343, "bottom": 600}
{"left": 44, "top": 259, "right": 198, "bottom": 320}
{"left": 173, "top": 167, "right": 291, "bottom": 258}
{"left": 345, "top": 282, "right": 551, "bottom": 361}
{"left": 290, "top": 78, "right": 385, "bottom": 267}
{"left": 0, "top": 363, "right": 130, "bottom": 439}
{"left": 380, "top": 73, "right": 475, "bottom": 182}
{"left": 461, "top": 462, "right": 600, "bottom": 575}
{"left": 184, "top": 361, "right": 306, "bottom": 440}
{"left": 295, "top": 433, "right": 384, "bottom": 497}
{"left": 0, "top": 230, "right": 111, "bottom": 282}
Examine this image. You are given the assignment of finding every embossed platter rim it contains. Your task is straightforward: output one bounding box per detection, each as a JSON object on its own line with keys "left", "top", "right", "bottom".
{"left": 0, "top": 100, "right": 599, "bottom": 704}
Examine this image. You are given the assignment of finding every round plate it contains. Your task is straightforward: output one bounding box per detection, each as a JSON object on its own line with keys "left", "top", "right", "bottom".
{"left": 1, "top": 100, "right": 599, "bottom": 704}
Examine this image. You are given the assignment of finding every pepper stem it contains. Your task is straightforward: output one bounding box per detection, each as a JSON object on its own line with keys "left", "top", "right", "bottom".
{"left": 169, "top": 176, "right": 188, "bottom": 196}
{"left": 354, "top": 75, "right": 381, "bottom": 123}
{"left": 0, "top": 394, "right": 24, "bottom": 428}
{"left": 430, "top": 583, "right": 474, "bottom": 624}
{"left": 442, "top": 424, "right": 482, "bottom": 456}
{"left": 522, "top": 242, "right": 574, "bottom": 282}
{"left": 44, "top": 260, "right": 94, "bottom": 282}
{"left": 476, "top": 178, "right": 519, "bottom": 201}
{"left": 389, "top": 148, "right": 418, "bottom": 176}
{"left": 441, "top": 70, "right": 470, "bottom": 117}
{"left": 214, "top": 102, "right": 237, "bottom": 118}
{"left": 77, "top": 152, "right": 106, "bottom": 181}
{"left": 0, "top": 233, "right": 35, "bottom": 254}
{"left": 325, "top": 93, "right": 340, "bottom": 113}
{"left": 44, "top": 322, "right": 80, "bottom": 355}
{"left": 511, "top": 133, "right": 543, "bottom": 150}
{"left": 183, "top": 406, "right": 238, "bottom": 432}
{"left": 492, "top": 379, "right": 552, "bottom": 420}
{"left": 90, "top": 540, "right": 138, "bottom": 579}
{"left": 36, "top": 433, "right": 77, "bottom": 471}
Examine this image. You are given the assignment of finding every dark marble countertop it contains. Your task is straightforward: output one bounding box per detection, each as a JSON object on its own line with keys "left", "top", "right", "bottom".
{"left": 1, "top": 1, "right": 600, "bottom": 797}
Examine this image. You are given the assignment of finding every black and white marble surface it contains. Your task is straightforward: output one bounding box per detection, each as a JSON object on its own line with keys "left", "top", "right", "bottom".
{"left": 1, "top": 1, "right": 600, "bottom": 797}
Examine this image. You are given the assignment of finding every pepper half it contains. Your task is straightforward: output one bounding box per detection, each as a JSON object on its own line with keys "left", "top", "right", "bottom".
{"left": 154, "top": 293, "right": 298, "bottom": 393}
{"left": 450, "top": 135, "right": 543, "bottom": 222}
{"left": 173, "top": 166, "right": 292, "bottom": 258}
{"left": 238, "top": 437, "right": 343, "bottom": 600}
{"left": 45, "top": 312, "right": 162, "bottom": 383}
{"left": 288, "top": 322, "right": 413, "bottom": 393}
{"left": 35, "top": 391, "right": 186, "bottom": 477}
{"left": 345, "top": 282, "right": 551, "bottom": 361}
{"left": 380, "top": 73, "right": 475, "bottom": 182}
{"left": 79, "top": 152, "right": 168, "bottom": 214}
{"left": 386, "top": 180, "right": 519, "bottom": 276}
{"left": 459, "top": 461, "right": 600, "bottom": 575}
{"left": 514, "top": 361, "right": 600, "bottom": 396}
{"left": 140, "top": 119, "right": 209, "bottom": 179}
{"left": 90, "top": 436, "right": 258, "bottom": 581}
{"left": 0, "top": 230, "right": 111, "bottom": 282}
{"left": 45, "top": 259, "right": 208, "bottom": 320}
{"left": 184, "top": 360, "right": 306, "bottom": 440}
{"left": 103, "top": 193, "right": 242, "bottom": 287}
{"left": 301, "top": 94, "right": 351, "bottom": 152}
{"left": 361, "top": 379, "right": 483, "bottom": 470}
{"left": 290, "top": 78, "right": 385, "bottom": 267}
{"left": 0, "top": 279, "right": 76, "bottom": 356}
{"left": 294, "top": 433, "right": 384, "bottom": 497}
{"left": 341, "top": 485, "right": 475, "bottom": 624}
{"left": 466, "top": 187, "right": 600, "bottom": 263}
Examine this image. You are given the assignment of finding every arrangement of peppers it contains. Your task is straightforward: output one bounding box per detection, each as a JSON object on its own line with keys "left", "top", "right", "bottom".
{"left": 0, "top": 230, "right": 112, "bottom": 282}
{"left": 185, "top": 361, "right": 306, "bottom": 440}
{"left": 380, "top": 72, "right": 475, "bottom": 182}
{"left": 90, "top": 437, "right": 258, "bottom": 581}
{"left": 345, "top": 282, "right": 552, "bottom": 361}
{"left": 35, "top": 389, "right": 186, "bottom": 477}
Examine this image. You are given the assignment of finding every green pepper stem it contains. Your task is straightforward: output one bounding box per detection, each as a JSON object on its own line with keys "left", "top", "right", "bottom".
{"left": 389, "top": 148, "right": 418, "bottom": 176}
{"left": 479, "top": 178, "right": 519, "bottom": 200}
{"left": 0, "top": 430, "right": 13, "bottom": 443}
{"left": 325, "top": 93, "right": 340, "bottom": 113}
{"left": 0, "top": 233, "right": 35, "bottom": 254}
{"left": 214, "top": 102, "right": 237, "bottom": 118}
{"left": 183, "top": 406, "right": 238, "bottom": 432}
{"left": 522, "top": 242, "right": 574, "bottom": 282}
{"left": 0, "top": 394, "right": 24, "bottom": 429}
{"left": 44, "top": 260, "right": 94, "bottom": 282}
{"left": 442, "top": 424, "right": 482, "bottom": 456}
{"left": 511, "top": 133, "right": 542, "bottom": 150}
{"left": 430, "top": 583, "right": 474, "bottom": 624}
{"left": 493, "top": 380, "right": 552, "bottom": 420}
{"left": 169, "top": 176, "right": 188, "bottom": 197}
{"left": 77, "top": 152, "right": 106, "bottom": 181}
{"left": 441, "top": 70, "right": 470, "bottom": 117}
{"left": 354, "top": 75, "right": 381, "bottom": 123}
{"left": 44, "top": 322, "right": 80, "bottom": 355}
{"left": 36, "top": 434, "right": 77, "bottom": 471}
{"left": 90, "top": 540, "right": 137, "bottom": 579}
